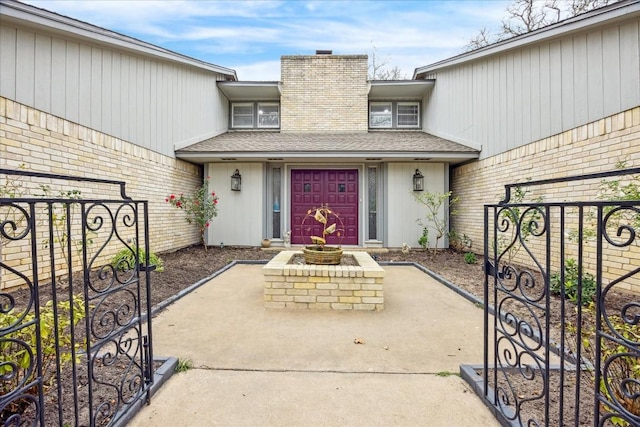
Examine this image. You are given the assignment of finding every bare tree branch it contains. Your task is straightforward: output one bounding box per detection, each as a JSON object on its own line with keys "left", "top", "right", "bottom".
{"left": 465, "top": 0, "right": 619, "bottom": 51}
{"left": 368, "top": 44, "right": 408, "bottom": 80}
{"left": 463, "top": 27, "right": 494, "bottom": 51}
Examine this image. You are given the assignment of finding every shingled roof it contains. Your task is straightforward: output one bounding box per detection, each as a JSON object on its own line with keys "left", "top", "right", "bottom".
{"left": 176, "top": 131, "right": 479, "bottom": 163}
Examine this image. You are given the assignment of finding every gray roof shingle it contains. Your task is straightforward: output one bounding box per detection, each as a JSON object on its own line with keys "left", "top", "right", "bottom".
{"left": 177, "top": 131, "right": 478, "bottom": 154}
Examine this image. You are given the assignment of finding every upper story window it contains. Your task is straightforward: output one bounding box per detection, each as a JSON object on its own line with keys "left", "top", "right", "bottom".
{"left": 258, "top": 103, "right": 280, "bottom": 128}
{"left": 231, "top": 102, "right": 280, "bottom": 129}
{"left": 397, "top": 102, "right": 419, "bottom": 127}
{"left": 369, "top": 101, "right": 420, "bottom": 129}
{"left": 232, "top": 104, "right": 254, "bottom": 128}
{"left": 369, "top": 103, "right": 392, "bottom": 128}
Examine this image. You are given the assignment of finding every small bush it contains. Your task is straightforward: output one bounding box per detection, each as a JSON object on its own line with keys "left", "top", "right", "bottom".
{"left": 111, "top": 247, "right": 164, "bottom": 272}
{"left": 418, "top": 228, "right": 429, "bottom": 249}
{"left": 464, "top": 252, "right": 477, "bottom": 264}
{"left": 175, "top": 358, "right": 193, "bottom": 373}
{"left": 579, "top": 304, "right": 640, "bottom": 426}
{"left": 550, "top": 258, "right": 596, "bottom": 306}
{"left": 1, "top": 295, "right": 86, "bottom": 407}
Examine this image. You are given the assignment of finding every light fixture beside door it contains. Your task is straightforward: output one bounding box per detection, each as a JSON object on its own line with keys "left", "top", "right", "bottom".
{"left": 231, "top": 169, "right": 242, "bottom": 191}
{"left": 413, "top": 169, "right": 424, "bottom": 192}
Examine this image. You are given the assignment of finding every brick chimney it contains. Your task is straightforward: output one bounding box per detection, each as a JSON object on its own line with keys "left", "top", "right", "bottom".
{"left": 280, "top": 54, "right": 369, "bottom": 133}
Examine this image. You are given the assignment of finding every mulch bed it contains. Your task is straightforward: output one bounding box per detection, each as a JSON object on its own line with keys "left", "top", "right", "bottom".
{"left": 2, "top": 245, "right": 636, "bottom": 426}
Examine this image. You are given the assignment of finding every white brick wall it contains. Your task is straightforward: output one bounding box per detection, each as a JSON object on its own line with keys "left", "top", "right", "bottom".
{"left": 1, "top": 96, "right": 204, "bottom": 288}
{"left": 451, "top": 106, "right": 640, "bottom": 293}
{"left": 280, "top": 55, "right": 369, "bottom": 133}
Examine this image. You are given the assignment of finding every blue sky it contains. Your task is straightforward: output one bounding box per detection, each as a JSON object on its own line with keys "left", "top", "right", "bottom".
{"left": 23, "top": 0, "right": 511, "bottom": 80}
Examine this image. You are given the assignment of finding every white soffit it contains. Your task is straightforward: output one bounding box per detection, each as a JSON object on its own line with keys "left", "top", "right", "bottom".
{"left": 368, "top": 80, "right": 434, "bottom": 99}
{"left": 217, "top": 82, "right": 281, "bottom": 101}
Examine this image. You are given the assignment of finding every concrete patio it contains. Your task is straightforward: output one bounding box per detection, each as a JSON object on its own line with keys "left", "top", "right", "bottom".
{"left": 129, "top": 264, "right": 498, "bottom": 426}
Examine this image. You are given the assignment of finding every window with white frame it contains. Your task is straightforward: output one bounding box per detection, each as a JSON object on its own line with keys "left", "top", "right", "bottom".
{"left": 397, "top": 102, "right": 419, "bottom": 127}
{"left": 368, "top": 101, "right": 420, "bottom": 129}
{"left": 369, "top": 102, "right": 392, "bottom": 128}
{"left": 232, "top": 103, "right": 254, "bottom": 128}
{"left": 231, "top": 102, "right": 280, "bottom": 129}
{"left": 258, "top": 103, "right": 279, "bottom": 128}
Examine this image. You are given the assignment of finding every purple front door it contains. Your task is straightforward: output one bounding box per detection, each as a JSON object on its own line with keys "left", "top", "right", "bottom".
{"left": 291, "top": 169, "right": 359, "bottom": 245}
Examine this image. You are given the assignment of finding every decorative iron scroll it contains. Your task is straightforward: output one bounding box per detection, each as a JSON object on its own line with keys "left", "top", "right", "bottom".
{"left": 484, "top": 169, "right": 640, "bottom": 427}
{"left": 1, "top": 169, "right": 154, "bottom": 426}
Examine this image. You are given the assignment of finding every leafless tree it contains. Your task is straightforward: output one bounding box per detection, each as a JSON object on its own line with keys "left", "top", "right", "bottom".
{"left": 466, "top": 27, "right": 494, "bottom": 52}
{"left": 464, "top": 0, "right": 619, "bottom": 51}
{"left": 375, "top": 66, "right": 406, "bottom": 80}
{"left": 368, "top": 44, "right": 408, "bottom": 80}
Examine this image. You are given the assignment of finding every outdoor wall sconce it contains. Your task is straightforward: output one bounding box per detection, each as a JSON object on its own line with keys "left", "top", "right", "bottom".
{"left": 413, "top": 169, "right": 424, "bottom": 191}
{"left": 231, "top": 169, "right": 242, "bottom": 191}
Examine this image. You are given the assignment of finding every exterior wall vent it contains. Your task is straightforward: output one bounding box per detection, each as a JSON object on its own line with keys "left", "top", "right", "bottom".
{"left": 316, "top": 50, "right": 332, "bottom": 55}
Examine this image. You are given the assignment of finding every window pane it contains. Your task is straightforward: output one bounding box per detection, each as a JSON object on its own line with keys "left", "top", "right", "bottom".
{"left": 258, "top": 104, "right": 279, "bottom": 128}
{"left": 234, "top": 105, "right": 253, "bottom": 115}
{"left": 272, "top": 167, "right": 281, "bottom": 238}
{"left": 232, "top": 104, "right": 253, "bottom": 128}
{"left": 233, "top": 116, "right": 253, "bottom": 127}
{"left": 371, "top": 104, "right": 391, "bottom": 114}
{"left": 397, "top": 103, "right": 419, "bottom": 127}
{"left": 370, "top": 103, "right": 392, "bottom": 128}
{"left": 368, "top": 167, "right": 377, "bottom": 239}
{"left": 370, "top": 115, "right": 392, "bottom": 127}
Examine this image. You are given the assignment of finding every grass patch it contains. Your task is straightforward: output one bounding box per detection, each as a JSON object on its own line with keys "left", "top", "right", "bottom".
{"left": 175, "top": 358, "right": 193, "bottom": 373}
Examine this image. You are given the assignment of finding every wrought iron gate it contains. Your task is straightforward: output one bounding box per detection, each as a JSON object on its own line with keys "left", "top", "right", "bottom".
{"left": 1, "top": 169, "right": 155, "bottom": 426}
{"left": 483, "top": 168, "right": 640, "bottom": 426}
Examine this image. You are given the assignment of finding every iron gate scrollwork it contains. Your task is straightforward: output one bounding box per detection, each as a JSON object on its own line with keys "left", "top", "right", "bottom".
{"left": 483, "top": 168, "right": 640, "bottom": 426}
{"left": 0, "top": 168, "right": 155, "bottom": 426}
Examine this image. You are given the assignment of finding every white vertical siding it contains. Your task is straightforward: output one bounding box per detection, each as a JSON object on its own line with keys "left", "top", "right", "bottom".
{"left": 548, "top": 41, "right": 563, "bottom": 135}
{"left": 602, "top": 27, "right": 622, "bottom": 115}
{"left": 101, "top": 50, "right": 113, "bottom": 135}
{"left": 573, "top": 34, "right": 589, "bottom": 126}
{"left": 527, "top": 47, "right": 539, "bottom": 143}
{"left": 206, "top": 163, "right": 265, "bottom": 247}
{"left": 586, "top": 31, "right": 604, "bottom": 121}
{"left": 15, "top": 29, "right": 34, "bottom": 104}
{"left": 423, "top": 17, "right": 640, "bottom": 158}
{"left": 65, "top": 41, "right": 79, "bottom": 123}
{"left": 0, "top": 23, "right": 230, "bottom": 157}
{"left": 620, "top": 22, "right": 640, "bottom": 109}
{"left": 0, "top": 26, "right": 16, "bottom": 99}
{"left": 386, "top": 163, "right": 446, "bottom": 248}
{"left": 34, "top": 34, "right": 51, "bottom": 111}
{"left": 90, "top": 47, "right": 102, "bottom": 129}
{"left": 78, "top": 44, "right": 91, "bottom": 126}
{"left": 50, "top": 38, "right": 65, "bottom": 116}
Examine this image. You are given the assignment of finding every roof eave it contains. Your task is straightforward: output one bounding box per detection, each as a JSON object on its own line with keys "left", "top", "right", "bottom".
{"left": 413, "top": 0, "right": 640, "bottom": 78}
{"left": 0, "top": 0, "right": 237, "bottom": 79}
{"left": 175, "top": 150, "right": 479, "bottom": 165}
{"left": 368, "top": 80, "right": 435, "bottom": 98}
{"left": 217, "top": 81, "right": 281, "bottom": 101}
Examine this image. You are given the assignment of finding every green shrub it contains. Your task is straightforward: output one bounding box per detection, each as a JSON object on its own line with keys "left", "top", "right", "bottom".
{"left": 413, "top": 190, "right": 459, "bottom": 254}
{"left": 111, "top": 247, "right": 164, "bottom": 272}
{"left": 464, "top": 252, "right": 477, "bottom": 264}
{"left": 578, "top": 304, "right": 640, "bottom": 426}
{"left": 175, "top": 358, "right": 193, "bottom": 373}
{"left": 550, "top": 258, "right": 596, "bottom": 306}
{"left": 0, "top": 295, "right": 86, "bottom": 399}
{"left": 417, "top": 227, "right": 429, "bottom": 249}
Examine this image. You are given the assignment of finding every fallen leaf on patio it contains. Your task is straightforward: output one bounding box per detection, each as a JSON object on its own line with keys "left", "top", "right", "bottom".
{"left": 353, "top": 337, "right": 365, "bottom": 344}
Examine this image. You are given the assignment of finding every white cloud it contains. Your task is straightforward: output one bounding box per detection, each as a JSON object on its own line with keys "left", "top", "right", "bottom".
{"left": 23, "top": 0, "right": 513, "bottom": 80}
{"left": 232, "top": 60, "right": 282, "bottom": 81}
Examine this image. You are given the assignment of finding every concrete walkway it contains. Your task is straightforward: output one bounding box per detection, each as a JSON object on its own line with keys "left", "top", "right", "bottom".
{"left": 129, "top": 264, "right": 498, "bottom": 426}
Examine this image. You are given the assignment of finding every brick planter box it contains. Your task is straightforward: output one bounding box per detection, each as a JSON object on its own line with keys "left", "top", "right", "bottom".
{"left": 263, "top": 250, "right": 385, "bottom": 310}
